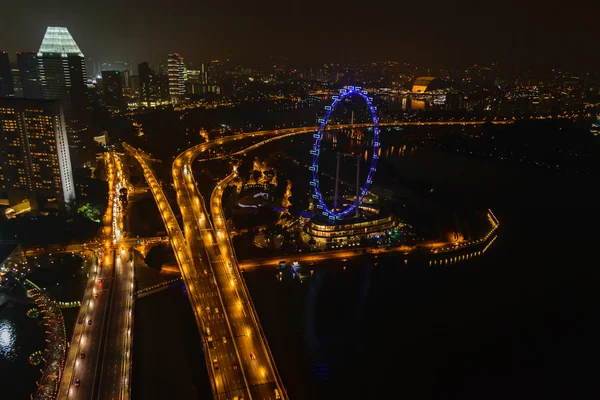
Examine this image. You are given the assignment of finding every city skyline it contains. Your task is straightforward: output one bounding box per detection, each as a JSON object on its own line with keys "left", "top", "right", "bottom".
{"left": 1, "top": 0, "right": 600, "bottom": 70}
{"left": 0, "top": 6, "right": 599, "bottom": 400}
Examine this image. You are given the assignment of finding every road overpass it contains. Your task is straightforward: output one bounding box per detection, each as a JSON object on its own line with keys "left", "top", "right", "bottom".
{"left": 173, "top": 133, "right": 293, "bottom": 400}
{"left": 122, "top": 120, "right": 508, "bottom": 399}
{"left": 124, "top": 143, "right": 249, "bottom": 400}
{"left": 23, "top": 237, "right": 168, "bottom": 258}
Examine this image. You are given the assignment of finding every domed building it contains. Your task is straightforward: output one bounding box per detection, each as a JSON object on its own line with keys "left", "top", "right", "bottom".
{"left": 411, "top": 77, "right": 437, "bottom": 93}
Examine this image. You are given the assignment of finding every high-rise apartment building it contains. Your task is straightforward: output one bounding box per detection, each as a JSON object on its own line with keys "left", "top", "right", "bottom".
{"left": 0, "top": 52, "right": 15, "bottom": 97}
{"left": 17, "top": 52, "right": 43, "bottom": 99}
{"left": 102, "top": 70, "right": 123, "bottom": 108}
{"left": 0, "top": 98, "right": 74, "bottom": 211}
{"left": 167, "top": 53, "right": 185, "bottom": 103}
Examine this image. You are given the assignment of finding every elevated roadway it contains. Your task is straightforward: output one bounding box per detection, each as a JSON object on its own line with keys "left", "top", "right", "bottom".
{"left": 124, "top": 143, "right": 251, "bottom": 400}
{"left": 123, "top": 120, "right": 507, "bottom": 399}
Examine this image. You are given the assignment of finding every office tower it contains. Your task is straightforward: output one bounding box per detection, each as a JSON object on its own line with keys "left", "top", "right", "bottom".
{"left": 122, "top": 69, "right": 130, "bottom": 88}
{"left": 102, "top": 70, "right": 123, "bottom": 108}
{"left": 37, "top": 27, "right": 89, "bottom": 165}
{"left": 138, "top": 61, "right": 153, "bottom": 106}
{"left": 0, "top": 52, "right": 15, "bottom": 97}
{"left": 138, "top": 62, "right": 165, "bottom": 106}
{"left": 38, "top": 27, "right": 87, "bottom": 118}
{"left": 201, "top": 63, "right": 208, "bottom": 85}
{"left": 185, "top": 69, "right": 203, "bottom": 95}
{"left": 0, "top": 98, "right": 75, "bottom": 211}
{"left": 11, "top": 69, "right": 23, "bottom": 98}
{"left": 167, "top": 53, "right": 185, "bottom": 103}
{"left": 129, "top": 75, "right": 139, "bottom": 92}
{"left": 17, "top": 52, "right": 43, "bottom": 99}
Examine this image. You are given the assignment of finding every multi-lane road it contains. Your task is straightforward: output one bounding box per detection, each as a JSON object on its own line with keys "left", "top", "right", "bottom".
{"left": 174, "top": 137, "right": 289, "bottom": 400}
{"left": 95, "top": 153, "right": 134, "bottom": 400}
{"left": 57, "top": 152, "right": 133, "bottom": 400}
{"left": 125, "top": 143, "right": 255, "bottom": 400}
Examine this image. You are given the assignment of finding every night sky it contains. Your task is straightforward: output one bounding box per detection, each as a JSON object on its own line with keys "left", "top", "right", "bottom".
{"left": 1, "top": 0, "right": 599, "bottom": 70}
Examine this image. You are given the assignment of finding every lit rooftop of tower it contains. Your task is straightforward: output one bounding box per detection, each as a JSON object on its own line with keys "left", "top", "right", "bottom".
{"left": 38, "top": 27, "right": 84, "bottom": 57}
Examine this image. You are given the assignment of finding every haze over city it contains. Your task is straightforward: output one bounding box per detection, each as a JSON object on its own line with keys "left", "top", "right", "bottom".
{"left": 2, "top": 0, "right": 600, "bottom": 69}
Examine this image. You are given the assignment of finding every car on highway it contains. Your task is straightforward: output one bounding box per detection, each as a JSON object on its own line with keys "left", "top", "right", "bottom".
{"left": 87, "top": 319, "right": 92, "bottom": 325}
{"left": 275, "top": 389, "right": 281, "bottom": 399}
{"left": 80, "top": 352, "right": 85, "bottom": 359}
{"left": 213, "top": 358, "right": 219, "bottom": 369}
{"left": 223, "top": 336, "right": 227, "bottom": 344}
{"left": 75, "top": 379, "right": 80, "bottom": 387}
{"left": 250, "top": 352, "right": 256, "bottom": 360}
{"left": 232, "top": 363, "right": 239, "bottom": 370}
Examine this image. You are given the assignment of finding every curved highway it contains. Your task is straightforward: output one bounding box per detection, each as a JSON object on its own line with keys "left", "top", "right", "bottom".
{"left": 124, "top": 120, "right": 505, "bottom": 400}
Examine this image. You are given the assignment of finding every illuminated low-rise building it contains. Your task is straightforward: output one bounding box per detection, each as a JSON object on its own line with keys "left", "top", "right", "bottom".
{"left": 304, "top": 214, "right": 401, "bottom": 247}
{"left": 0, "top": 98, "right": 75, "bottom": 211}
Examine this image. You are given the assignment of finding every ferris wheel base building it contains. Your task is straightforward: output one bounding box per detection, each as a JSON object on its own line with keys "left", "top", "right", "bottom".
{"left": 304, "top": 213, "right": 402, "bottom": 247}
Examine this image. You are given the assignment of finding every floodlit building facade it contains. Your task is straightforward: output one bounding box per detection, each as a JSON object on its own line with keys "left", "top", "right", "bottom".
{"left": 0, "top": 98, "right": 75, "bottom": 211}
{"left": 167, "top": 53, "right": 185, "bottom": 103}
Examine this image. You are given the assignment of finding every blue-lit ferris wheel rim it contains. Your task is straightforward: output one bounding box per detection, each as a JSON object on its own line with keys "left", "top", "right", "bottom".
{"left": 310, "top": 86, "right": 380, "bottom": 220}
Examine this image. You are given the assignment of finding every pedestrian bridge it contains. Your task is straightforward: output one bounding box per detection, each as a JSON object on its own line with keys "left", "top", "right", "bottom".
{"left": 135, "top": 277, "right": 183, "bottom": 299}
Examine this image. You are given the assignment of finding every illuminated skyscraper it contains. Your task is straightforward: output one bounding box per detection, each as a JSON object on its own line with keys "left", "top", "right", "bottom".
{"left": 37, "top": 27, "right": 89, "bottom": 163}
{"left": 0, "top": 51, "right": 15, "bottom": 97}
{"left": 167, "top": 53, "right": 185, "bottom": 103}
{"left": 17, "top": 52, "right": 43, "bottom": 99}
{"left": 0, "top": 98, "right": 75, "bottom": 210}
{"left": 102, "top": 70, "right": 123, "bottom": 108}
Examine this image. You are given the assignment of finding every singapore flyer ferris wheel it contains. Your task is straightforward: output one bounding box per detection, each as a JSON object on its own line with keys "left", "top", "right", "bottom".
{"left": 310, "top": 86, "right": 380, "bottom": 221}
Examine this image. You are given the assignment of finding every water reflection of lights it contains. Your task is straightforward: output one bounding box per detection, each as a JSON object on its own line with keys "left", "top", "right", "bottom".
{"left": 0, "top": 319, "right": 17, "bottom": 360}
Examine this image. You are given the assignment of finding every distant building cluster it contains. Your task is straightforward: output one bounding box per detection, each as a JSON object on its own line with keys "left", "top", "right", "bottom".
{"left": 1, "top": 27, "right": 599, "bottom": 216}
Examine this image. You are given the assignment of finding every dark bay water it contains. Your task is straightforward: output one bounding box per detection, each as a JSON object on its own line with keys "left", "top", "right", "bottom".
{"left": 132, "top": 285, "right": 210, "bottom": 400}
{"left": 0, "top": 255, "right": 86, "bottom": 399}
{"left": 0, "top": 286, "right": 46, "bottom": 399}
{"left": 242, "top": 136, "right": 600, "bottom": 399}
